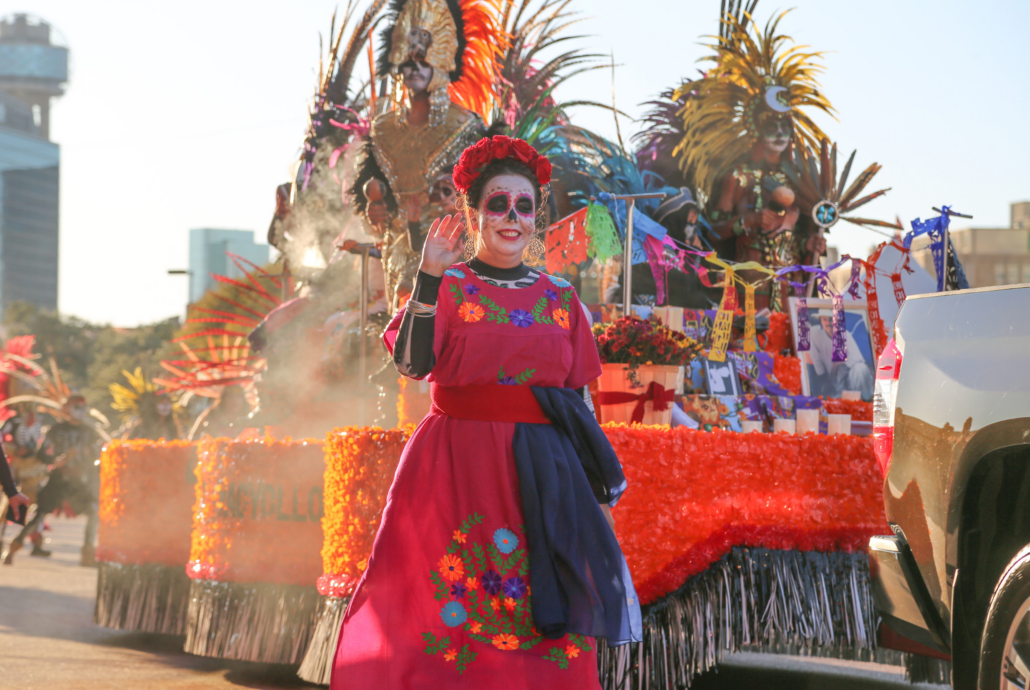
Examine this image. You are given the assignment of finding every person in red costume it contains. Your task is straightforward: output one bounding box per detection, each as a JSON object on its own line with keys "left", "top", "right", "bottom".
{"left": 330, "top": 136, "right": 641, "bottom": 689}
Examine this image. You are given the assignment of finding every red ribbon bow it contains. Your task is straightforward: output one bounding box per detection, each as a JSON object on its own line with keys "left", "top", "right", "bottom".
{"left": 598, "top": 382, "right": 676, "bottom": 424}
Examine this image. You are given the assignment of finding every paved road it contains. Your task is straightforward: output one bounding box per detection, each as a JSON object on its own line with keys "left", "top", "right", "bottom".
{"left": 0, "top": 515, "right": 950, "bottom": 689}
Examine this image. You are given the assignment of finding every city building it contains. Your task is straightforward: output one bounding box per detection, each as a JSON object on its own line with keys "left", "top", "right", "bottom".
{"left": 910, "top": 202, "right": 1030, "bottom": 289}
{"left": 0, "top": 14, "right": 67, "bottom": 313}
{"left": 188, "top": 228, "right": 269, "bottom": 304}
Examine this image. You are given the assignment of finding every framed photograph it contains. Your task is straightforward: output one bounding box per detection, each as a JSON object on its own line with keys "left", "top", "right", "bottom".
{"left": 788, "top": 298, "right": 876, "bottom": 401}
{"left": 701, "top": 357, "right": 742, "bottom": 397}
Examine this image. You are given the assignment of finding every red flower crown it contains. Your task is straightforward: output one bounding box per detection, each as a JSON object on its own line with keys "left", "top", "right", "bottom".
{"left": 451, "top": 135, "right": 552, "bottom": 195}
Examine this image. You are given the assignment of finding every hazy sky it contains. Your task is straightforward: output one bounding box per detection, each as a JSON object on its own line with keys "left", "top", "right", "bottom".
{"left": 19, "top": 0, "right": 1030, "bottom": 326}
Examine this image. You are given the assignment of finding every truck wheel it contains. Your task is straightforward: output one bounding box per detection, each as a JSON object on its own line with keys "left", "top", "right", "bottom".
{"left": 979, "top": 544, "right": 1030, "bottom": 689}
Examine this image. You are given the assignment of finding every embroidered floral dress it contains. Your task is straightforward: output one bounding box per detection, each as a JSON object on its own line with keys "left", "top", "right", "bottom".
{"left": 331, "top": 264, "right": 603, "bottom": 689}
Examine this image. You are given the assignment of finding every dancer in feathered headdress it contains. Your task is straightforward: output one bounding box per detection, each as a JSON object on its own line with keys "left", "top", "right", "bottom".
{"left": 352, "top": 0, "right": 505, "bottom": 311}
{"left": 109, "top": 368, "right": 182, "bottom": 441}
{"left": 673, "top": 6, "right": 834, "bottom": 310}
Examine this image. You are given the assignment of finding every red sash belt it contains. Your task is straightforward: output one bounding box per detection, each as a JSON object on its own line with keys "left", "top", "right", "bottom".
{"left": 598, "top": 381, "right": 676, "bottom": 424}
{"left": 430, "top": 384, "right": 552, "bottom": 425}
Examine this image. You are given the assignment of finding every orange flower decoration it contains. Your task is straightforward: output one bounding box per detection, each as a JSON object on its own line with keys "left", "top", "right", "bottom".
{"left": 453, "top": 530, "right": 467, "bottom": 544}
{"left": 553, "top": 308, "right": 570, "bottom": 329}
{"left": 490, "top": 597, "right": 501, "bottom": 612}
{"left": 468, "top": 621, "right": 482, "bottom": 634}
{"left": 438, "top": 554, "right": 465, "bottom": 582}
{"left": 444, "top": 649, "right": 457, "bottom": 661}
{"left": 465, "top": 576, "right": 479, "bottom": 591}
{"left": 503, "top": 597, "right": 517, "bottom": 612}
{"left": 492, "top": 633, "right": 520, "bottom": 651}
{"left": 458, "top": 302, "right": 485, "bottom": 323}
{"left": 565, "top": 644, "right": 580, "bottom": 658}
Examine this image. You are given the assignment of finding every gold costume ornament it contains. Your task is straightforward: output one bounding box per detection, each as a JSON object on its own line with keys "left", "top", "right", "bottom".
{"left": 674, "top": 10, "right": 835, "bottom": 200}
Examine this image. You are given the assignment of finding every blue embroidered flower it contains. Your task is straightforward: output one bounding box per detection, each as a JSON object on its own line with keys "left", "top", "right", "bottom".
{"left": 493, "top": 528, "right": 519, "bottom": 554}
{"left": 445, "top": 268, "right": 466, "bottom": 279}
{"left": 510, "top": 309, "right": 534, "bottom": 328}
{"left": 499, "top": 376, "right": 518, "bottom": 385}
{"left": 547, "top": 274, "right": 571, "bottom": 288}
{"left": 544, "top": 288, "right": 558, "bottom": 301}
{"left": 502, "top": 576, "right": 527, "bottom": 600}
{"left": 450, "top": 581, "right": 468, "bottom": 600}
{"left": 481, "top": 569, "right": 503, "bottom": 596}
{"left": 440, "top": 601, "right": 467, "bottom": 627}
{"left": 464, "top": 283, "right": 480, "bottom": 295}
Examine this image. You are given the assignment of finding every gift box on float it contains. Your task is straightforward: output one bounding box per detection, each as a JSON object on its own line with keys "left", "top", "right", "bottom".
{"left": 95, "top": 440, "right": 196, "bottom": 634}
{"left": 184, "top": 436, "right": 325, "bottom": 664}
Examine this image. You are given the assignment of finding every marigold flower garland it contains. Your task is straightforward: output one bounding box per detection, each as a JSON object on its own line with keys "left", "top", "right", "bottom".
{"left": 188, "top": 436, "right": 326, "bottom": 586}
{"left": 97, "top": 439, "right": 196, "bottom": 567}
{"left": 318, "top": 426, "right": 414, "bottom": 597}
{"left": 822, "top": 398, "right": 873, "bottom": 422}
{"left": 315, "top": 423, "right": 886, "bottom": 608}
{"left": 772, "top": 353, "right": 802, "bottom": 395}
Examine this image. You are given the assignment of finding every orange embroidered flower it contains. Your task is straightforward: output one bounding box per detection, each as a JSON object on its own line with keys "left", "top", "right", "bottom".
{"left": 444, "top": 649, "right": 457, "bottom": 661}
{"left": 565, "top": 644, "right": 580, "bottom": 658}
{"left": 503, "top": 597, "right": 517, "bottom": 612}
{"left": 468, "top": 621, "right": 482, "bottom": 634}
{"left": 492, "top": 633, "right": 520, "bottom": 651}
{"left": 466, "top": 576, "right": 479, "bottom": 591}
{"left": 452, "top": 530, "right": 466, "bottom": 544}
{"left": 490, "top": 597, "right": 501, "bottom": 612}
{"left": 438, "top": 554, "right": 464, "bottom": 582}
{"left": 553, "top": 308, "right": 570, "bottom": 329}
{"left": 458, "top": 302, "right": 485, "bottom": 323}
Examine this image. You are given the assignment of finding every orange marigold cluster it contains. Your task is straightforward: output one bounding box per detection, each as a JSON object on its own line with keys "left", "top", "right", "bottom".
{"left": 97, "top": 439, "right": 196, "bottom": 567}
{"left": 603, "top": 424, "right": 886, "bottom": 604}
{"left": 822, "top": 398, "right": 873, "bottom": 422}
{"left": 188, "top": 435, "right": 325, "bottom": 585}
{"left": 762, "top": 311, "right": 793, "bottom": 354}
{"left": 319, "top": 426, "right": 414, "bottom": 597}
{"left": 772, "top": 353, "right": 802, "bottom": 396}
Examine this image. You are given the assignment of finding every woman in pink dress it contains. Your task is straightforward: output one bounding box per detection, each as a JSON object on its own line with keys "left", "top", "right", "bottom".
{"left": 331, "top": 136, "right": 640, "bottom": 689}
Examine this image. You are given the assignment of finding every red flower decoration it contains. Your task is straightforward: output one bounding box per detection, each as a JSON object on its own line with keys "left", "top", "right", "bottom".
{"left": 452, "top": 135, "right": 551, "bottom": 194}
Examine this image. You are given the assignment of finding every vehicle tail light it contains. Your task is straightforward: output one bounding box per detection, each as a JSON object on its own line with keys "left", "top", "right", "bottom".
{"left": 873, "top": 338, "right": 903, "bottom": 478}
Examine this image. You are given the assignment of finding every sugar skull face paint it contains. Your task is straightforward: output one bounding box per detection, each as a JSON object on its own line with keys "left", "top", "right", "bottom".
{"left": 472, "top": 174, "right": 537, "bottom": 268}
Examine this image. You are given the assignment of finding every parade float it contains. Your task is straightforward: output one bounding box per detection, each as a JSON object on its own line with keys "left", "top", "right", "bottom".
{"left": 85, "top": 0, "right": 969, "bottom": 686}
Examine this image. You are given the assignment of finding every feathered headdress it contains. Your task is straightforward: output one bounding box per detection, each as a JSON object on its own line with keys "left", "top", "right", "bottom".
{"left": 782, "top": 140, "right": 902, "bottom": 232}
{"left": 673, "top": 9, "right": 835, "bottom": 198}
{"left": 0, "top": 353, "right": 110, "bottom": 438}
{"left": 109, "top": 368, "right": 159, "bottom": 423}
{"left": 378, "top": 0, "right": 505, "bottom": 121}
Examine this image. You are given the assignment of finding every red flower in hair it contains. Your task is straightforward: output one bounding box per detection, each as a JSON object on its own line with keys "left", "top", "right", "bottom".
{"left": 451, "top": 135, "right": 550, "bottom": 194}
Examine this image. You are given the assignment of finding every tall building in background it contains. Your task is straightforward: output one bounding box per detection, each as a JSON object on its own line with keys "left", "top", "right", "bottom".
{"left": 911, "top": 202, "right": 1030, "bottom": 288}
{"left": 0, "top": 14, "right": 67, "bottom": 312}
{"left": 188, "top": 229, "right": 269, "bottom": 304}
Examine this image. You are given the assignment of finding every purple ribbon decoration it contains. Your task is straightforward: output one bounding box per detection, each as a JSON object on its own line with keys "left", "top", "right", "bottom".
{"left": 831, "top": 294, "right": 847, "bottom": 362}
{"left": 847, "top": 260, "right": 863, "bottom": 300}
{"left": 797, "top": 297, "right": 810, "bottom": 351}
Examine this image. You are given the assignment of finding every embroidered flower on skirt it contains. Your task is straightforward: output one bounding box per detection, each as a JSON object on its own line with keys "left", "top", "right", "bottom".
{"left": 499, "top": 376, "right": 518, "bottom": 385}
{"left": 502, "top": 575, "right": 527, "bottom": 599}
{"left": 492, "top": 633, "right": 520, "bottom": 651}
{"left": 544, "top": 288, "right": 558, "bottom": 301}
{"left": 440, "top": 601, "right": 468, "bottom": 627}
{"left": 450, "top": 581, "right": 468, "bottom": 600}
{"left": 465, "top": 284, "right": 481, "bottom": 295}
{"left": 439, "top": 554, "right": 464, "bottom": 581}
{"left": 445, "top": 268, "right": 466, "bottom": 278}
{"left": 510, "top": 309, "right": 534, "bottom": 328}
{"left": 493, "top": 528, "right": 519, "bottom": 554}
{"left": 481, "top": 569, "right": 503, "bottom": 595}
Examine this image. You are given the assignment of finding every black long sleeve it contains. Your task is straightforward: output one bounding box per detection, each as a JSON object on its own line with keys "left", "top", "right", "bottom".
{"left": 393, "top": 271, "right": 442, "bottom": 378}
{"left": 0, "top": 446, "right": 17, "bottom": 498}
